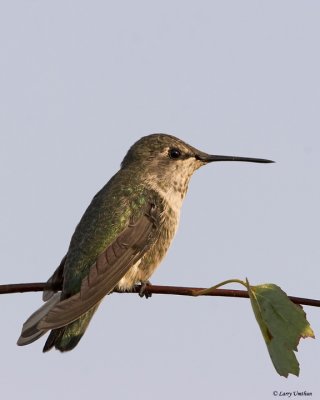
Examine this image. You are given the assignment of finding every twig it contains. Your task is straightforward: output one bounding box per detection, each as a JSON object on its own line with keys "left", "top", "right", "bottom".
{"left": 0, "top": 282, "right": 319, "bottom": 308}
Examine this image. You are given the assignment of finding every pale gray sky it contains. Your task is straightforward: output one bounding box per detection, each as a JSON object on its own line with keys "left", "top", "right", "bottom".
{"left": 1, "top": 1, "right": 319, "bottom": 399}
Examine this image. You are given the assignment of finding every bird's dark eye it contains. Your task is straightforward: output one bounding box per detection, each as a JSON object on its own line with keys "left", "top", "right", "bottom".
{"left": 168, "top": 148, "right": 182, "bottom": 159}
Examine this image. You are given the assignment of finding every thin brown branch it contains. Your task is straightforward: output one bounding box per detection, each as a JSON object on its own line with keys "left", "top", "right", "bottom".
{"left": 0, "top": 282, "right": 59, "bottom": 295}
{"left": 0, "top": 281, "right": 319, "bottom": 308}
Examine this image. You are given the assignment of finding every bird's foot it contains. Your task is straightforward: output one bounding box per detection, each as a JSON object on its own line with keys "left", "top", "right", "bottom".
{"left": 139, "top": 281, "right": 152, "bottom": 299}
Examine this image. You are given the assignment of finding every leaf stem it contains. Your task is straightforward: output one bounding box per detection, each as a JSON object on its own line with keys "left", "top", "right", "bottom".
{"left": 192, "top": 278, "right": 248, "bottom": 296}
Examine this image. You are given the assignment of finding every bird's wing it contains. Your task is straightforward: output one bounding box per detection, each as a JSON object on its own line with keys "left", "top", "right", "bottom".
{"left": 42, "top": 255, "right": 66, "bottom": 301}
{"left": 37, "top": 201, "right": 160, "bottom": 331}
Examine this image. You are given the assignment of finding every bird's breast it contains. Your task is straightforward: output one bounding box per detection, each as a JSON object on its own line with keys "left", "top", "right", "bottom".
{"left": 116, "top": 203, "right": 180, "bottom": 291}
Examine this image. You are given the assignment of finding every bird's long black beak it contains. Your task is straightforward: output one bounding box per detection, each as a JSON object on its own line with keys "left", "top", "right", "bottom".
{"left": 195, "top": 153, "right": 274, "bottom": 164}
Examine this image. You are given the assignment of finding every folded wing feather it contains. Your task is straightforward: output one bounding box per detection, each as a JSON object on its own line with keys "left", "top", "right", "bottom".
{"left": 37, "top": 202, "right": 158, "bottom": 331}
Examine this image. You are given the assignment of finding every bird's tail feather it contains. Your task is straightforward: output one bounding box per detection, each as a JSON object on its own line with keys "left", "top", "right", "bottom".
{"left": 43, "top": 304, "right": 100, "bottom": 352}
{"left": 17, "top": 295, "right": 100, "bottom": 352}
{"left": 17, "top": 293, "right": 61, "bottom": 346}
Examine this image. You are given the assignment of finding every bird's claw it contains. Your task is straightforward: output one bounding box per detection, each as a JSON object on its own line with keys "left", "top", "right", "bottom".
{"left": 139, "top": 281, "right": 152, "bottom": 299}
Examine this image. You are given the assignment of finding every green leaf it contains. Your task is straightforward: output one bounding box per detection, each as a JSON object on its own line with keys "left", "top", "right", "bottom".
{"left": 247, "top": 280, "right": 315, "bottom": 377}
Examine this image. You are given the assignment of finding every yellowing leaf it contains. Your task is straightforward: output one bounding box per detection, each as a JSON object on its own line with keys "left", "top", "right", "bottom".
{"left": 247, "top": 280, "right": 315, "bottom": 377}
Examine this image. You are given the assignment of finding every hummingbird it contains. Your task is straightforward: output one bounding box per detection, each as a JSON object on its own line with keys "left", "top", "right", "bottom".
{"left": 17, "top": 133, "right": 273, "bottom": 352}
